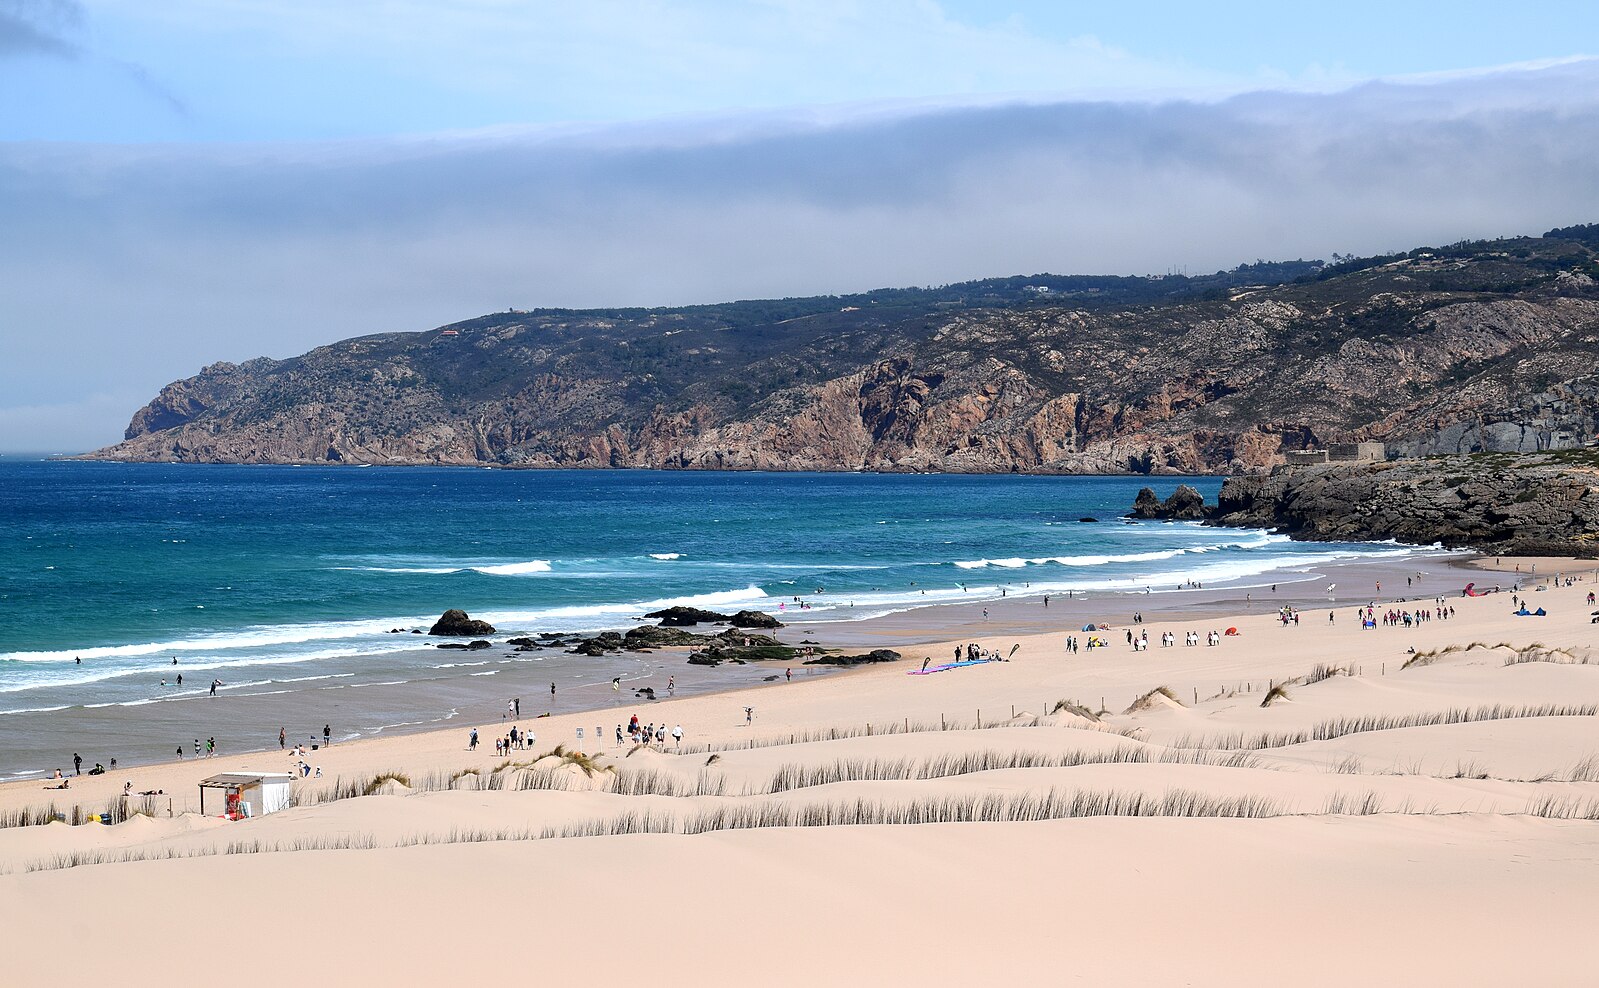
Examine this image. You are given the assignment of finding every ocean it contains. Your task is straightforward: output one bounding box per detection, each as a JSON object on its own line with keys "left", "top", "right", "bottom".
{"left": 0, "top": 460, "right": 1444, "bottom": 775}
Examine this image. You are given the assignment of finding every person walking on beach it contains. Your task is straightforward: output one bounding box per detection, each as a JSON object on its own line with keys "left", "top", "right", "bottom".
{"left": 279, "top": 727, "right": 286, "bottom": 750}
{"left": 73, "top": 752, "right": 82, "bottom": 775}
{"left": 786, "top": 668, "right": 792, "bottom": 682}
{"left": 469, "top": 729, "right": 479, "bottom": 751}
{"left": 193, "top": 738, "right": 201, "bottom": 758}
{"left": 515, "top": 697, "right": 521, "bottom": 717}
{"left": 550, "top": 682, "right": 556, "bottom": 698}
{"left": 745, "top": 706, "right": 754, "bottom": 726}
{"left": 672, "top": 724, "right": 683, "bottom": 748}
{"left": 667, "top": 675, "right": 675, "bottom": 695}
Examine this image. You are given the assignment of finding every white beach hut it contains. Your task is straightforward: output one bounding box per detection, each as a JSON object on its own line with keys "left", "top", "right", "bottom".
{"left": 198, "top": 772, "right": 294, "bottom": 818}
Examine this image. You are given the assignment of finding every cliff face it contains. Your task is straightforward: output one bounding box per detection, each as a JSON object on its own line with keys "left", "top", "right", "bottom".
{"left": 89, "top": 234, "right": 1599, "bottom": 473}
{"left": 1211, "top": 452, "right": 1599, "bottom": 556}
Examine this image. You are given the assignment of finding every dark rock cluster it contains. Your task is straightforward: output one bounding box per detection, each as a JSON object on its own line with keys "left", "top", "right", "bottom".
{"left": 1128, "top": 484, "right": 1210, "bottom": 520}
{"left": 428, "top": 609, "right": 496, "bottom": 636}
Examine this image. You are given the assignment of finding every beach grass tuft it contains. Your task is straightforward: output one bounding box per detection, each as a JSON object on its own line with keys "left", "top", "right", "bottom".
{"left": 361, "top": 771, "right": 412, "bottom": 795}
{"left": 1322, "top": 790, "right": 1386, "bottom": 815}
{"left": 1526, "top": 795, "right": 1599, "bottom": 820}
{"left": 1167, "top": 703, "right": 1597, "bottom": 751}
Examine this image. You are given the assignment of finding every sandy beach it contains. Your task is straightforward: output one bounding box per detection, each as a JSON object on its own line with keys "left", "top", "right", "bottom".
{"left": 3, "top": 557, "right": 1598, "bottom": 984}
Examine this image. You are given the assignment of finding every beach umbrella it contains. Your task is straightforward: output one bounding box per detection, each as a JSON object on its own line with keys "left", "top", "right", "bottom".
{"left": 1225, "top": 627, "right": 1239, "bottom": 636}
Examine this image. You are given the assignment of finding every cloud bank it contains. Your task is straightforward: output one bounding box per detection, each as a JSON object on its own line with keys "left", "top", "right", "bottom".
{"left": 3, "top": 60, "right": 1599, "bottom": 451}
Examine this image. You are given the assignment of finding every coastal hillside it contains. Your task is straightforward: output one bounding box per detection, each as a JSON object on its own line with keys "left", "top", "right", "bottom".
{"left": 90, "top": 228, "right": 1599, "bottom": 472}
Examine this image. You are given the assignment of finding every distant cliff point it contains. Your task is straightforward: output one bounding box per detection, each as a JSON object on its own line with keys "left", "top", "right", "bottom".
{"left": 88, "top": 226, "right": 1599, "bottom": 474}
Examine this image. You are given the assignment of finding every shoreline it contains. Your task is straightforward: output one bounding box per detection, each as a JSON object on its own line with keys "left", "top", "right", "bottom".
{"left": 8, "top": 546, "right": 1593, "bottom": 798}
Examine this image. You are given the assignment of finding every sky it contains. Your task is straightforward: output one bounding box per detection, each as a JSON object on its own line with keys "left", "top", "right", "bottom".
{"left": 2, "top": 1, "right": 1598, "bottom": 451}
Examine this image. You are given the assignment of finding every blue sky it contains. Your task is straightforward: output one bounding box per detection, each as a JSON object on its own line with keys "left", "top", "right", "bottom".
{"left": 3, "top": 1, "right": 1599, "bottom": 451}
{"left": 4, "top": 1, "right": 1595, "bottom": 142}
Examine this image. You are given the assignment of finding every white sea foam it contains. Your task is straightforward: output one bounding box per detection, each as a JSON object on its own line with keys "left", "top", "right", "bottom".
{"left": 471, "top": 560, "right": 552, "bottom": 575}
{"left": 950, "top": 533, "right": 1289, "bottom": 570}
{"left": 648, "top": 552, "right": 682, "bottom": 560}
{"left": 0, "top": 619, "right": 422, "bottom": 665}
{"left": 337, "top": 558, "right": 553, "bottom": 575}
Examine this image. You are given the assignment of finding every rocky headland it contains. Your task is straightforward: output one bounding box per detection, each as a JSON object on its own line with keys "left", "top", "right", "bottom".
{"left": 1134, "top": 450, "right": 1599, "bottom": 557}
{"left": 84, "top": 228, "right": 1599, "bottom": 474}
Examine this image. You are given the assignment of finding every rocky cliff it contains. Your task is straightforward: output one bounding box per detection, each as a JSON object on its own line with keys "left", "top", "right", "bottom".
{"left": 1210, "top": 451, "right": 1599, "bottom": 557}
{"left": 87, "top": 229, "right": 1599, "bottom": 473}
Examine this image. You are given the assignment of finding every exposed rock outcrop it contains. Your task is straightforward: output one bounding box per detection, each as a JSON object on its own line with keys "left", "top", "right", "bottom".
{"left": 644, "top": 606, "right": 730, "bottom": 627}
{"left": 1210, "top": 452, "right": 1599, "bottom": 556}
{"left": 730, "top": 610, "right": 783, "bottom": 629}
{"left": 428, "top": 609, "right": 496, "bottom": 636}
{"left": 1129, "top": 484, "right": 1210, "bottom": 520}
{"left": 803, "top": 649, "right": 902, "bottom": 667}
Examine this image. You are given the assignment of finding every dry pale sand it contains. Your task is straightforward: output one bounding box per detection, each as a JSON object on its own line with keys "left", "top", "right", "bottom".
{"left": 4, "top": 569, "right": 1599, "bottom": 985}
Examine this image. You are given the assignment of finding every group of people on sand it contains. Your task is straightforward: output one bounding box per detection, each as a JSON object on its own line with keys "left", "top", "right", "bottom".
{"left": 1359, "top": 601, "right": 1455, "bottom": 629}
{"left": 1128, "top": 629, "right": 1223, "bottom": 652}
{"left": 466, "top": 716, "right": 684, "bottom": 753}
{"left": 624, "top": 714, "right": 682, "bottom": 748}
{"left": 953, "top": 642, "right": 1008, "bottom": 663}
{"left": 281, "top": 744, "right": 322, "bottom": 778}
{"left": 494, "top": 724, "right": 537, "bottom": 756}
{"left": 45, "top": 755, "right": 126, "bottom": 788}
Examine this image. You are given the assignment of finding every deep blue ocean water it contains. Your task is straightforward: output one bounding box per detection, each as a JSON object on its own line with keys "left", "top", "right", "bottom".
{"left": 1, "top": 460, "right": 1428, "bottom": 703}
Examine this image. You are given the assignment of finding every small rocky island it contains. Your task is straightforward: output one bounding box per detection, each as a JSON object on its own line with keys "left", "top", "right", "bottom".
{"left": 1132, "top": 450, "right": 1599, "bottom": 557}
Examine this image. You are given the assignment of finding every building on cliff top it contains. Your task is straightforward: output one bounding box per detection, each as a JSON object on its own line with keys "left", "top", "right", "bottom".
{"left": 1283, "top": 442, "right": 1386, "bottom": 468}
{"left": 1329, "top": 442, "right": 1387, "bottom": 462}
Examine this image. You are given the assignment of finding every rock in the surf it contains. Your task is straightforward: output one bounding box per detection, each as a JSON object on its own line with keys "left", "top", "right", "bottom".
{"left": 428, "top": 609, "right": 496, "bottom": 636}
{"left": 645, "top": 605, "right": 732, "bottom": 626}
{"left": 729, "top": 609, "right": 783, "bottom": 629}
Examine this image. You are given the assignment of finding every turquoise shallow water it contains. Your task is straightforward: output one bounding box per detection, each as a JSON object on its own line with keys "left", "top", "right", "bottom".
{"left": 0, "top": 460, "right": 1430, "bottom": 705}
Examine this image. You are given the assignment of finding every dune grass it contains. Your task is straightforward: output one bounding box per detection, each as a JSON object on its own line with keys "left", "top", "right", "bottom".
{"left": 1168, "top": 703, "right": 1598, "bottom": 751}
{"left": 674, "top": 716, "right": 1068, "bottom": 756}
{"left": 762, "top": 747, "right": 1259, "bottom": 795}
{"left": 0, "top": 803, "right": 67, "bottom": 829}
{"left": 1124, "top": 686, "right": 1183, "bottom": 715}
{"left": 1050, "top": 699, "right": 1101, "bottom": 721}
{"left": 0, "top": 797, "right": 154, "bottom": 830}
{"left": 1260, "top": 684, "right": 1291, "bottom": 708}
{"left": 607, "top": 769, "right": 727, "bottom": 797}
{"left": 22, "top": 832, "right": 379, "bottom": 874}
{"left": 1321, "top": 790, "right": 1392, "bottom": 815}
{"left": 1504, "top": 647, "right": 1592, "bottom": 666}
{"left": 1568, "top": 754, "right": 1599, "bottom": 783}
{"left": 361, "top": 771, "right": 412, "bottom": 795}
{"left": 1526, "top": 795, "right": 1599, "bottom": 820}
{"left": 544, "top": 787, "right": 1283, "bottom": 839}
{"left": 1304, "top": 662, "right": 1352, "bottom": 684}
